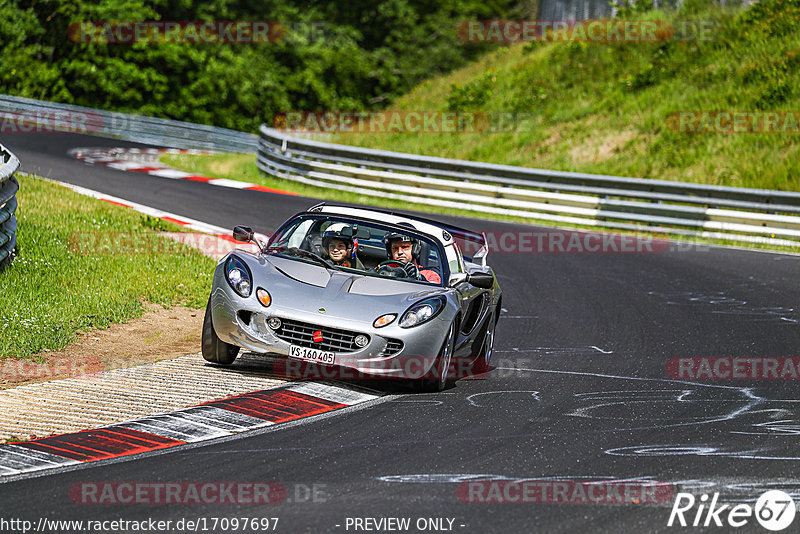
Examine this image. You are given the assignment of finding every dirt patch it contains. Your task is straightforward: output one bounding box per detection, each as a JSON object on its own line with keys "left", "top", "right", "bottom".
{"left": 569, "top": 129, "right": 637, "bottom": 164}
{"left": 0, "top": 303, "right": 204, "bottom": 390}
{"left": 208, "top": 153, "right": 252, "bottom": 176}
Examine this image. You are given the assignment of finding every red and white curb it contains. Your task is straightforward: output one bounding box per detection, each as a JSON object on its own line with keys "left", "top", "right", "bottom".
{"left": 0, "top": 382, "right": 379, "bottom": 477}
{"left": 68, "top": 147, "right": 296, "bottom": 196}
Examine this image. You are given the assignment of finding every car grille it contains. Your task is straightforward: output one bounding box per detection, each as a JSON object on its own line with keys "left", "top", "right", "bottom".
{"left": 380, "top": 339, "right": 404, "bottom": 357}
{"left": 273, "top": 319, "right": 368, "bottom": 353}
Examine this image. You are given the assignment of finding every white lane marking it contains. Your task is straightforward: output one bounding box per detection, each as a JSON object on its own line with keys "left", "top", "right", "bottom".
{"left": 0, "top": 445, "right": 80, "bottom": 475}
{"left": 285, "top": 382, "right": 380, "bottom": 406}
{"left": 147, "top": 169, "right": 192, "bottom": 179}
{"left": 107, "top": 161, "right": 154, "bottom": 171}
{"left": 207, "top": 178, "right": 255, "bottom": 189}
{"left": 116, "top": 406, "right": 277, "bottom": 442}
{"left": 118, "top": 416, "right": 238, "bottom": 442}
{"left": 591, "top": 346, "right": 613, "bottom": 354}
{"left": 172, "top": 406, "right": 275, "bottom": 431}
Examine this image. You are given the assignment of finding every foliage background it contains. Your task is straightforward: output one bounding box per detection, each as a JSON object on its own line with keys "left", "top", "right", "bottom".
{"left": 0, "top": 0, "right": 520, "bottom": 132}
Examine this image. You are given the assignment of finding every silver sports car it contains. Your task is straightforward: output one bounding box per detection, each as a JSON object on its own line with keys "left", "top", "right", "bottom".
{"left": 202, "top": 203, "right": 501, "bottom": 391}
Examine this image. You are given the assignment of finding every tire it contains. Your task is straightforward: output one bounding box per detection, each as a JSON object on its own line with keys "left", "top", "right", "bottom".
{"left": 471, "top": 310, "right": 497, "bottom": 375}
{"left": 416, "top": 323, "right": 456, "bottom": 393}
{"left": 201, "top": 299, "right": 239, "bottom": 366}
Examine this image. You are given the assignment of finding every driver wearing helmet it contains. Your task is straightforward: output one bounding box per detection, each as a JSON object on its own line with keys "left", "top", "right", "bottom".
{"left": 322, "top": 223, "right": 364, "bottom": 269}
{"left": 381, "top": 232, "right": 441, "bottom": 284}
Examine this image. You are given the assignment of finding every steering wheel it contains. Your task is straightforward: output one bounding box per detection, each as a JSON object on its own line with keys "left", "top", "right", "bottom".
{"left": 375, "top": 260, "right": 423, "bottom": 280}
{"left": 375, "top": 260, "right": 408, "bottom": 278}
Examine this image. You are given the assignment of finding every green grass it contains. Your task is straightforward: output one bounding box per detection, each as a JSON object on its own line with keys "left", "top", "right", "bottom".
{"left": 324, "top": 0, "right": 800, "bottom": 192}
{"left": 0, "top": 175, "right": 216, "bottom": 360}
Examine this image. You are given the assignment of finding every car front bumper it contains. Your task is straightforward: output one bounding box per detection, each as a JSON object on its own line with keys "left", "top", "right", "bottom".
{"left": 209, "top": 284, "right": 453, "bottom": 380}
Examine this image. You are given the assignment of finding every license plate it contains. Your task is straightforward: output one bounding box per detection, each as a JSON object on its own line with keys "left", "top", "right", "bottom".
{"left": 289, "top": 345, "right": 335, "bottom": 364}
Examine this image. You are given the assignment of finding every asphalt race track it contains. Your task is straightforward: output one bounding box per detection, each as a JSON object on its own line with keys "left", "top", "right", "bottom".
{"left": 2, "top": 132, "right": 799, "bottom": 533}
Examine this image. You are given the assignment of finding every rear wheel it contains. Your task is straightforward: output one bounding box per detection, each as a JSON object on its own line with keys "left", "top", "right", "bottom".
{"left": 201, "top": 299, "right": 239, "bottom": 366}
{"left": 417, "top": 323, "right": 456, "bottom": 393}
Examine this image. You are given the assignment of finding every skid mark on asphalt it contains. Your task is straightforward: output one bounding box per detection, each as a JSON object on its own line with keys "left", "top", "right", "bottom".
{"left": 605, "top": 444, "right": 800, "bottom": 461}
{"left": 495, "top": 366, "right": 800, "bottom": 461}
{"left": 494, "top": 346, "right": 614, "bottom": 355}
{"left": 375, "top": 474, "right": 800, "bottom": 504}
{"left": 466, "top": 390, "right": 540, "bottom": 407}
{"left": 646, "top": 290, "right": 798, "bottom": 323}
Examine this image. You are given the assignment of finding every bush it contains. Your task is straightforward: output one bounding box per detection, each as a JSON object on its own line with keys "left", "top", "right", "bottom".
{"left": 0, "top": 0, "right": 520, "bottom": 131}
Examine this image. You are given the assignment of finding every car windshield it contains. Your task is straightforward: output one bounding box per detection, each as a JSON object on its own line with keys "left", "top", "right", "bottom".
{"left": 266, "top": 215, "right": 444, "bottom": 286}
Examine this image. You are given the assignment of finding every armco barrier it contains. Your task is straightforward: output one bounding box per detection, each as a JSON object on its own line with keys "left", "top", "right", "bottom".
{"left": 257, "top": 125, "right": 800, "bottom": 247}
{"left": 0, "top": 144, "right": 20, "bottom": 266}
{"left": 0, "top": 94, "right": 258, "bottom": 153}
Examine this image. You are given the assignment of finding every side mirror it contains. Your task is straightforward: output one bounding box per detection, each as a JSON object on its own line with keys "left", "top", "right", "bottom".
{"left": 448, "top": 273, "right": 468, "bottom": 287}
{"left": 468, "top": 272, "right": 494, "bottom": 289}
{"left": 233, "top": 225, "right": 254, "bottom": 243}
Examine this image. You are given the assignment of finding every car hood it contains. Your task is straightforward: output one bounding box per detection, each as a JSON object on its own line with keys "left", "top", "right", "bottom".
{"left": 242, "top": 253, "right": 448, "bottom": 319}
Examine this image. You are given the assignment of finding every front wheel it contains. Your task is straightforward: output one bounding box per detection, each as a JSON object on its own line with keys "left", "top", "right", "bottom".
{"left": 201, "top": 299, "right": 239, "bottom": 366}
{"left": 416, "top": 323, "right": 456, "bottom": 393}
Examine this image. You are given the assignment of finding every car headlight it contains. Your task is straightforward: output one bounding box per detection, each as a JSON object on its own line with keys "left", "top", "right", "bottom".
{"left": 225, "top": 255, "right": 252, "bottom": 297}
{"left": 399, "top": 297, "right": 445, "bottom": 328}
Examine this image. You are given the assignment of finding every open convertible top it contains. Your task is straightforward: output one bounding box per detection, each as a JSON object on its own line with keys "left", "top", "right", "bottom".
{"left": 310, "top": 203, "right": 488, "bottom": 264}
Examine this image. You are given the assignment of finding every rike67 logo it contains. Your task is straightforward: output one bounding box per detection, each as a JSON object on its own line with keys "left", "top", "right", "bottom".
{"left": 668, "top": 490, "right": 796, "bottom": 531}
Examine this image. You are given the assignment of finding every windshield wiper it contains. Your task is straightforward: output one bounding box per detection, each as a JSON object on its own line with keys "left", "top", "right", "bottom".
{"left": 285, "top": 247, "right": 336, "bottom": 270}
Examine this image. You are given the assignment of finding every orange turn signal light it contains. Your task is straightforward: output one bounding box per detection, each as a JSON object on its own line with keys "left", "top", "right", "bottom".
{"left": 256, "top": 288, "right": 271, "bottom": 307}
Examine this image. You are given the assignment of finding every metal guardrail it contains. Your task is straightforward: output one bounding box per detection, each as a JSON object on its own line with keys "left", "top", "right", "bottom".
{"left": 1, "top": 94, "right": 795, "bottom": 248}
{"left": 257, "top": 126, "right": 800, "bottom": 246}
{"left": 0, "top": 95, "right": 258, "bottom": 153}
{"left": 0, "top": 144, "right": 20, "bottom": 266}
